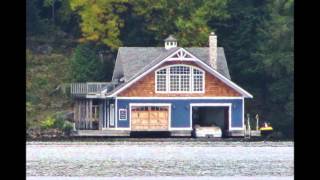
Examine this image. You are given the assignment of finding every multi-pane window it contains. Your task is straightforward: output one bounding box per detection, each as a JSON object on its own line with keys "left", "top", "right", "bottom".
{"left": 170, "top": 75, "right": 180, "bottom": 91}
{"left": 193, "top": 69, "right": 204, "bottom": 91}
{"left": 156, "top": 65, "right": 204, "bottom": 92}
{"left": 180, "top": 75, "right": 190, "bottom": 91}
{"left": 156, "top": 69, "right": 167, "bottom": 91}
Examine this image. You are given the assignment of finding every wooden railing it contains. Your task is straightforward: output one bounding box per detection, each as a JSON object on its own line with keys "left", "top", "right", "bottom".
{"left": 70, "top": 82, "right": 109, "bottom": 95}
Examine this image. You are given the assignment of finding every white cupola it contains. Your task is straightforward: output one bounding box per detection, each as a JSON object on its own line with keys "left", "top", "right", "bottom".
{"left": 164, "top": 35, "right": 177, "bottom": 50}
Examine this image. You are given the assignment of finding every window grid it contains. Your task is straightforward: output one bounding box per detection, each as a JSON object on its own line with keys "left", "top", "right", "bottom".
{"left": 180, "top": 75, "right": 190, "bottom": 91}
{"left": 170, "top": 75, "right": 180, "bottom": 91}
{"left": 156, "top": 65, "right": 204, "bottom": 93}
{"left": 193, "top": 69, "right": 204, "bottom": 91}
{"left": 157, "top": 75, "right": 166, "bottom": 91}
{"left": 193, "top": 75, "right": 203, "bottom": 91}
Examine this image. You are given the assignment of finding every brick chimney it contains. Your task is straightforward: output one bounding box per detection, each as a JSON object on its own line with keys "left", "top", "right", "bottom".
{"left": 209, "top": 32, "right": 217, "bottom": 69}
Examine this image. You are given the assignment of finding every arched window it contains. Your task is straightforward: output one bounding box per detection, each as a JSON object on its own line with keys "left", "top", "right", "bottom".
{"left": 155, "top": 65, "right": 205, "bottom": 93}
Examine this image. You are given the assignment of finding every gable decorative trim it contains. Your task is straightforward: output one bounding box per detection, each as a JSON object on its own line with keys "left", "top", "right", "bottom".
{"left": 166, "top": 48, "right": 195, "bottom": 61}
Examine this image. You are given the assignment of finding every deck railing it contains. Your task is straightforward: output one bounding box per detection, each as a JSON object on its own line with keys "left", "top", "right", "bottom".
{"left": 70, "top": 82, "right": 109, "bottom": 95}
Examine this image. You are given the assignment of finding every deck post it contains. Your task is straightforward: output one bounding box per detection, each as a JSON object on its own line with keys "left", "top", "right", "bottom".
{"left": 85, "top": 100, "right": 88, "bottom": 129}
{"left": 107, "top": 100, "right": 109, "bottom": 128}
{"left": 80, "top": 100, "right": 83, "bottom": 129}
{"left": 82, "top": 100, "right": 87, "bottom": 129}
{"left": 255, "top": 114, "right": 259, "bottom": 130}
{"left": 99, "top": 100, "right": 103, "bottom": 130}
{"left": 77, "top": 100, "right": 80, "bottom": 129}
{"left": 74, "top": 100, "right": 78, "bottom": 130}
{"left": 89, "top": 99, "right": 92, "bottom": 129}
{"left": 247, "top": 114, "right": 251, "bottom": 138}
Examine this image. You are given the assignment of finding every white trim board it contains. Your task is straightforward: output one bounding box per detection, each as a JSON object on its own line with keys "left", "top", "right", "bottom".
{"left": 115, "top": 97, "right": 118, "bottom": 128}
{"left": 242, "top": 97, "right": 245, "bottom": 130}
{"left": 102, "top": 48, "right": 253, "bottom": 98}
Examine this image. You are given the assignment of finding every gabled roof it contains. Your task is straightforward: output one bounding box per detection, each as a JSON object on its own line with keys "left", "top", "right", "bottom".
{"left": 105, "top": 47, "right": 252, "bottom": 98}
{"left": 112, "top": 47, "right": 231, "bottom": 83}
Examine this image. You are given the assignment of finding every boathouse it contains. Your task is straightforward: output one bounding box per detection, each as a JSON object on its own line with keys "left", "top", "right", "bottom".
{"left": 70, "top": 32, "right": 253, "bottom": 137}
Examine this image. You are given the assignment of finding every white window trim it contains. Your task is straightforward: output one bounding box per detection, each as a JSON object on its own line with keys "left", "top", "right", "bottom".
{"left": 155, "top": 64, "right": 205, "bottom": 94}
{"left": 118, "top": 108, "right": 127, "bottom": 121}
{"left": 155, "top": 73, "right": 167, "bottom": 91}
{"left": 115, "top": 98, "right": 118, "bottom": 128}
{"left": 242, "top": 97, "right": 245, "bottom": 130}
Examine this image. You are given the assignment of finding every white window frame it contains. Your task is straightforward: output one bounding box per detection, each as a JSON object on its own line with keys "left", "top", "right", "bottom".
{"left": 155, "top": 69, "right": 167, "bottom": 92}
{"left": 118, "top": 108, "right": 127, "bottom": 121}
{"left": 155, "top": 64, "right": 205, "bottom": 93}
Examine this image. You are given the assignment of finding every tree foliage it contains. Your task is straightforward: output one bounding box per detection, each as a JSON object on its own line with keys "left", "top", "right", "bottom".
{"left": 252, "top": 0, "right": 294, "bottom": 136}
{"left": 131, "top": 0, "right": 230, "bottom": 46}
{"left": 70, "top": 0, "right": 129, "bottom": 49}
{"left": 70, "top": 42, "right": 114, "bottom": 82}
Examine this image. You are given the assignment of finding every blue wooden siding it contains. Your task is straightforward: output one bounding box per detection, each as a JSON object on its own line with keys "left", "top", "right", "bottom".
{"left": 116, "top": 98, "right": 244, "bottom": 129}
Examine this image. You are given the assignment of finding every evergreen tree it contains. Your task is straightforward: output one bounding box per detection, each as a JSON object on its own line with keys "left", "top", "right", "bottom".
{"left": 70, "top": 42, "right": 115, "bottom": 82}
{"left": 252, "top": 0, "right": 294, "bottom": 137}
{"left": 70, "top": 43, "right": 104, "bottom": 82}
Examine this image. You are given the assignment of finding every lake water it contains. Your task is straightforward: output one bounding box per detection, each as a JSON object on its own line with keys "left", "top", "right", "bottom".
{"left": 27, "top": 140, "right": 293, "bottom": 180}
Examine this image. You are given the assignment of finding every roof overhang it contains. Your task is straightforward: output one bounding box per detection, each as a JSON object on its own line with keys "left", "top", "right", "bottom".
{"left": 102, "top": 48, "right": 253, "bottom": 98}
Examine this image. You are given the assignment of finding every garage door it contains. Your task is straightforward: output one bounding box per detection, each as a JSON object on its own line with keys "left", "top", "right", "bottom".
{"left": 131, "top": 106, "right": 169, "bottom": 131}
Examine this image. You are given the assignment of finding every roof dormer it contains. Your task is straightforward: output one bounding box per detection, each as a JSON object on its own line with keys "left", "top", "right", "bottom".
{"left": 164, "top": 35, "right": 177, "bottom": 50}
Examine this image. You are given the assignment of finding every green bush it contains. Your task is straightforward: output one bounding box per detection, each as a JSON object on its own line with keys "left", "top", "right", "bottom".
{"left": 53, "top": 112, "right": 65, "bottom": 129}
{"left": 63, "top": 121, "right": 74, "bottom": 135}
{"left": 40, "top": 112, "right": 74, "bottom": 136}
{"left": 40, "top": 116, "right": 56, "bottom": 129}
{"left": 55, "top": 112, "right": 75, "bottom": 135}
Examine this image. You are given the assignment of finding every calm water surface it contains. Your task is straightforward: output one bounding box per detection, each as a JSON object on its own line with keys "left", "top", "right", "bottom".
{"left": 27, "top": 140, "right": 293, "bottom": 179}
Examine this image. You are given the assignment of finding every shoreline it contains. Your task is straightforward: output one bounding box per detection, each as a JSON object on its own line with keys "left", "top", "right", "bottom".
{"left": 26, "top": 138, "right": 293, "bottom": 146}
{"left": 26, "top": 136, "right": 293, "bottom": 142}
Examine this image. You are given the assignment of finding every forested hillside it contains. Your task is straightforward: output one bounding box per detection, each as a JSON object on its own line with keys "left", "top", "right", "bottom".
{"left": 26, "top": 0, "right": 293, "bottom": 138}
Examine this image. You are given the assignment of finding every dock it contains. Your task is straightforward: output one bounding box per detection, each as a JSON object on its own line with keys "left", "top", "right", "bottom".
{"left": 72, "top": 130, "right": 130, "bottom": 137}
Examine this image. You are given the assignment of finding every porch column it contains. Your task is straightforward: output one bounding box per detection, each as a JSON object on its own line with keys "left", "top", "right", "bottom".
{"left": 73, "top": 100, "right": 79, "bottom": 130}
{"left": 89, "top": 99, "right": 92, "bottom": 129}
{"left": 99, "top": 100, "right": 103, "bottom": 130}
{"left": 78, "top": 100, "right": 83, "bottom": 129}
{"left": 85, "top": 100, "right": 89, "bottom": 129}
{"left": 104, "top": 99, "right": 107, "bottom": 128}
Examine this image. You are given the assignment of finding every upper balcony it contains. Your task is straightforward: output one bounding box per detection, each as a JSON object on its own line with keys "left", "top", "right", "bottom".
{"left": 70, "top": 82, "right": 110, "bottom": 97}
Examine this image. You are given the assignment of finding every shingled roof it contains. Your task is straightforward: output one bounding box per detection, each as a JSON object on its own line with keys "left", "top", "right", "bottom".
{"left": 164, "top": 35, "right": 177, "bottom": 42}
{"left": 112, "top": 47, "right": 231, "bottom": 84}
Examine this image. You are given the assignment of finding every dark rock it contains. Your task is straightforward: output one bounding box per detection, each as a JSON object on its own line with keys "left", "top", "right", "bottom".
{"left": 41, "top": 128, "right": 64, "bottom": 138}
